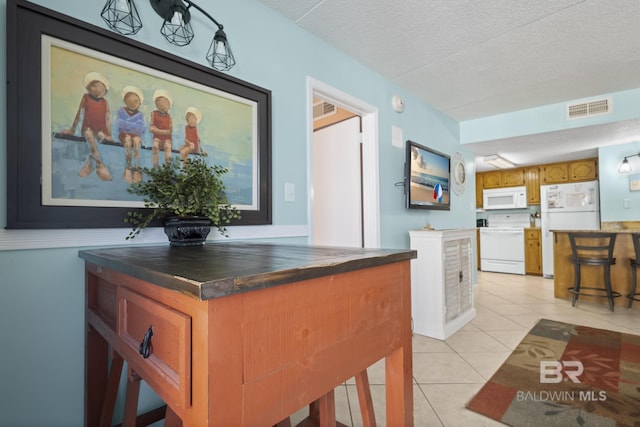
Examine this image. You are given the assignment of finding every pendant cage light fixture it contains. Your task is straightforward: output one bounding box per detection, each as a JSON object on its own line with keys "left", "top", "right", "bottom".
{"left": 151, "top": 0, "right": 194, "bottom": 46}
{"left": 101, "top": 0, "right": 235, "bottom": 71}
{"left": 101, "top": 0, "right": 143, "bottom": 35}
{"left": 206, "top": 28, "right": 236, "bottom": 71}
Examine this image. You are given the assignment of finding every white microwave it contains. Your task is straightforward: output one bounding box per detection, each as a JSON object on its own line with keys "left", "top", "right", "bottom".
{"left": 483, "top": 186, "right": 527, "bottom": 210}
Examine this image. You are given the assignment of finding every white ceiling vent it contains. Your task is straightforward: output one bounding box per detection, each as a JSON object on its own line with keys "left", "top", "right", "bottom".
{"left": 313, "top": 101, "right": 337, "bottom": 120}
{"left": 566, "top": 97, "right": 612, "bottom": 120}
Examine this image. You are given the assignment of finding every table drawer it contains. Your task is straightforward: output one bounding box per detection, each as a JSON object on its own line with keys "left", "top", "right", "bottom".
{"left": 118, "top": 287, "right": 192, "bottom": 410}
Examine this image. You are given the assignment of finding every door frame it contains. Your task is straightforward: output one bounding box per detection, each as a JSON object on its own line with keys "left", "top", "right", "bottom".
{"left": 306, "top": 77, "right": 380, "bottom": 248}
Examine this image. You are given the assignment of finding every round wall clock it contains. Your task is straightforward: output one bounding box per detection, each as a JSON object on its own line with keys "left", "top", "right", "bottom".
{"left": 451, "top": 152, "right": 466, "bottom": 196}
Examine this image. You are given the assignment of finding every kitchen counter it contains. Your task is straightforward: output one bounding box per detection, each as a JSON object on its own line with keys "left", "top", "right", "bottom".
{"left": 552, "top": 230, "right": 639, "bottom": 307}
{"left": 551, "top": 228, "right": 640, "bottom": 234}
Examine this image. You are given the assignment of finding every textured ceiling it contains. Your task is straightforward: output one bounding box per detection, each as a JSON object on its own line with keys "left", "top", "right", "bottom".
{"left": 258, "top": 0, "right": 640, "bottom": 170}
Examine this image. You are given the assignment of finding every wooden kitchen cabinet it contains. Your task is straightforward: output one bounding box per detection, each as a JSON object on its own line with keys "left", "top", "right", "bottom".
{"left": 476, "top": 158, "right": 596, "bottom": 206}
{"left": 540, "top": 158, "right": 598, "bottom": 184}
{"left": 524, "top": 228, "right": 542, "bottom": 275}
{"left": 540, "top": 162, "right": 569, "bottom": 184}
{"left": 475, "top": 174, "right": 484, "bottom": 208}
{"left": 569, "top": 158, "right": 598, "bottom": 181}
{"left": 525, "top": 167, "right": 540, "bottom": 204}
{"left": 480, "top": 169, "right": 524, "bottom": 189}
{"left": 501, "top": 168, "right": 525, "bottom": 187}
{"left": 481, "top": 171, "right": 502, "bottom": 189}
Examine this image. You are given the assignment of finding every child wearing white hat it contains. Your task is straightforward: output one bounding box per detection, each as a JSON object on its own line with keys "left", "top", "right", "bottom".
{"left": 150, "top": 89, "right": 173, "bottom": 167}
{"left": 178, "top": 106, "right": 207, "bottom": 164}
{"left": 117, "top": 85, "right": 145, "bottom": 183}
{"left": 61, "top": 71, "right": 113, "bottom": 181}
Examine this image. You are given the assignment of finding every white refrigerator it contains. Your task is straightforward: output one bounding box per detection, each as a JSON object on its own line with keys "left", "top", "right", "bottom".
{"left": 541, "top": 180, "right": 600, "bottom": 277}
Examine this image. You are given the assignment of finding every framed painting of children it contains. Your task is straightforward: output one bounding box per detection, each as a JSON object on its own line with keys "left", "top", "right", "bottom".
{"left": 6, "top": 0, "right": 271, "bottom": 229}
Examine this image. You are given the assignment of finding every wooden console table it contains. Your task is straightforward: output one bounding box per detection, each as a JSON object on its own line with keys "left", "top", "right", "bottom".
{"left": 80, "top": 242, "right": 416, "bottom": 426}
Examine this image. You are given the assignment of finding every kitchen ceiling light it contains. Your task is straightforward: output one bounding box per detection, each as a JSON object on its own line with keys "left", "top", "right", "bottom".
{"left": 101, "top": 0, "right": 235, "bottom": 71}
{"left": 618, "top": 152, "right": 640, "bottom": 174}
{"left": 483, "top": 154, "right": 515, "bottom": 169}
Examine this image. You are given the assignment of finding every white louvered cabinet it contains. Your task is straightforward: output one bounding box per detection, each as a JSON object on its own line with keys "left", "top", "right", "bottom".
{"left": 409, "top": 229, "right": 476, "bottom": 340}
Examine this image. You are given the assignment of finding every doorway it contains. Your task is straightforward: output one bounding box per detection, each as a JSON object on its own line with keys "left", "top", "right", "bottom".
{"left": 312, "top": 116, "right": 362, "bottom": 247}
{"left": 307, "top": 77, "right": 380, "bottom": 248}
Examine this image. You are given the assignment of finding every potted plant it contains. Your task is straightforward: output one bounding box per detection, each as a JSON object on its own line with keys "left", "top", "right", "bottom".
{"left": 125, "top": 156, "right": 240, "bottom": 246}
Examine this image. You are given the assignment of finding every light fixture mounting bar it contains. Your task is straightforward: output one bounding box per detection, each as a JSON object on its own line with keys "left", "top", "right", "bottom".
{"left": 183, "top": 0, "right": 223, "bottom": 30}
{"left": 150, "top": 0, "right": 223, "bottom": 30}
{"left": 150, "top": 0, "right": 190, "bottom": 23}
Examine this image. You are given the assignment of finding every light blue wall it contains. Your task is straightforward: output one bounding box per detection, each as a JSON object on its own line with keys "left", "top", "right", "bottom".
{"left": 599, "top": 141, "right": 640, "bottom": 221}
{"left": 0, "top": 1, "right": 475, "bottom": 425}
{"left": 460, "top": 89, "right": 640, "bottom": 144}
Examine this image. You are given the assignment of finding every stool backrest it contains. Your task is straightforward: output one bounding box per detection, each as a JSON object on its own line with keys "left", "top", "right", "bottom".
{"left": 568, "top": 232, "right": 617, "bottom": 260}
{"left": 632, "top": 233, "right": 640, "bottom": 262}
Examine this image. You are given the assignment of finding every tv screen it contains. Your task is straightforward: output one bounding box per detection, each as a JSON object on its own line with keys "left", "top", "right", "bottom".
{"left": 405, "top": 140, "right": 451, "bottom": 210}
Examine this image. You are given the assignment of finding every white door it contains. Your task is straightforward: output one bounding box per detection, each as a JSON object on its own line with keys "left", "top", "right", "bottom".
{"left": 312, "top": 116, "right": 362, "bottom": 247}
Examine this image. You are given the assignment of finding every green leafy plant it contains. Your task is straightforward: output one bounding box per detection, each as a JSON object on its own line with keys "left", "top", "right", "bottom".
{"left": 125, "top": 157, "right": 241, "bottom": 239}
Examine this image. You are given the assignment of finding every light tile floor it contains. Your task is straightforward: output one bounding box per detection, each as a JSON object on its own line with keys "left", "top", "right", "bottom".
{"left": 290, "top": 271, "right": 640, "bottom": 426}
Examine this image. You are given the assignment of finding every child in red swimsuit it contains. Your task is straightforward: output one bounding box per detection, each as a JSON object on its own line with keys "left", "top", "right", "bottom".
{"left": 178, "top": 106, "right": 207, "bottom": 165}
{"left": 150, "top": 89, "right": 173, "bottom": 167}
{"left": 61, "top": 71, "right": 113, "bottom": 181}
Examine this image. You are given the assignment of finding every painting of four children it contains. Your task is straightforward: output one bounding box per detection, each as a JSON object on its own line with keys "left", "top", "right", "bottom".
{"left": 62, "top": 71, "right": 207, "bottom": 183}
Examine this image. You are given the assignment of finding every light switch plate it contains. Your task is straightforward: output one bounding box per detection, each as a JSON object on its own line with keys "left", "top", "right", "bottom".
{"left": 392, "top": 125, "right": 403, "bottom": 148}
{"left": 284, "top": 182, "right": 295, "bottom": 202}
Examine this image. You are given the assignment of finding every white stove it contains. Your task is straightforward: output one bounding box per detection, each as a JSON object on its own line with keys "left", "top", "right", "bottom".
{"left": 480, "top": 213, "right": 530, "bottom": 275}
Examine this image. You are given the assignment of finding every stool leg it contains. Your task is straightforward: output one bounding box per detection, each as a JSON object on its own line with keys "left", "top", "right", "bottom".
{"left": 628, "top": 265, "right": 637, "bottom": 309}
{"left": 604, "top": 265, "right": 615, "bottom": 312}
{"left": 572, "top": 264, "right": 581, "bottom": 307}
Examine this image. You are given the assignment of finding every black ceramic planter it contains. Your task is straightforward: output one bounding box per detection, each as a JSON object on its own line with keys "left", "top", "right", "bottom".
{"left": 163, "top": 216, "right": 212, "bottom": 246}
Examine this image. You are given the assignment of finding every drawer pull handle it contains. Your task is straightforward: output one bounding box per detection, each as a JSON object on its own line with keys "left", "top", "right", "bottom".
{"left": 139, "top": 325, "right": 154, "bottom": 359}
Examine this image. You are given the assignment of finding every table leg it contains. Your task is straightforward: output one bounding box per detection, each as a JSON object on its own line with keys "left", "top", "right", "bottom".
{"left": 385, "top": 345, "right": 413, "bottom": 426}
{"left": 122, "top": 369, "right": 141, "bottom": 427}
{"left": 295, "top": 391, "right": 349, "bottom": 427}
{"left": 86, "top": 324, "right": 109, "bottom": 427}
{"left": 98, "top": 351, "right": 124, "bottom": 427}
{"left": 316, "top": 391, "right": 336, "bottom": 427}
{"left": 164, "top": 405, "right": 183, "bottom": 427}
{"left": 354, "top": 370, "right": 376, "bottom": 427}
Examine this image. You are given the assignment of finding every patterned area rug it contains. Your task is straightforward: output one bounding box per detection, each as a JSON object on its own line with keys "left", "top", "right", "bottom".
{"left": 466, "top": 319, "right": 640, "bottom": 426}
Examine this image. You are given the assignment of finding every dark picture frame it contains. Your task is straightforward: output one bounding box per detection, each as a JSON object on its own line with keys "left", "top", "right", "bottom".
{"left": 6, "top": 0, "right": 272, "bottom": 229}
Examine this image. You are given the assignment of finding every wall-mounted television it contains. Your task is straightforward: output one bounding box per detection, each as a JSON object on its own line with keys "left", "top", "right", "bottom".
{"left": 405, "top": 140, "right": 451, "bottom": 210}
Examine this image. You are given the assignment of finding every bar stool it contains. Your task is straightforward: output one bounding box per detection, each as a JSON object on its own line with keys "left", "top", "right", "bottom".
{"left": 568, "top": 232, "right": 620, "bottom": 311}
{"left": 626, "top": 233, "right": 640, "bottom": 309}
